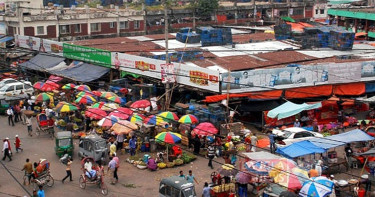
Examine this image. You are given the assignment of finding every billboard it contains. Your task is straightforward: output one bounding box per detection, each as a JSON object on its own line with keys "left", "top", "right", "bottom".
{"left": 15, "top": 35, "right": 63, "bottom": 56}
{"left": 63, "top": 43, "right": 111, "bottom": 66}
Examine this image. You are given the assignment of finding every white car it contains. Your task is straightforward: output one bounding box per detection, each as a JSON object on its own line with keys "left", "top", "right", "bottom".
{"left": 272, "top": 127, "right": 323, "bottom": 147}
{"left": 0, "top": 82, "right": 34, "bottom": 101}
{"left": 0, "top": 78, "right": 32, "bottom": 88}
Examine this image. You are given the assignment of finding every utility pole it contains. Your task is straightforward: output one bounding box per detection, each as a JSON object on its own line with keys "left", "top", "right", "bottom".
{"left": 164, "top": 0, "right": 170, "bottom": 111}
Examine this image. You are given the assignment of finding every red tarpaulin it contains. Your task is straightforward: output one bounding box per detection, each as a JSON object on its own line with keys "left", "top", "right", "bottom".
{"left": 203, "top": 90, "right": 282, "bottom": 103}
{"left": 333, "top": 83, "right": 365, "bottom": 96}
{"left": 285, "top": 85, "right": 332, "bottom": 99}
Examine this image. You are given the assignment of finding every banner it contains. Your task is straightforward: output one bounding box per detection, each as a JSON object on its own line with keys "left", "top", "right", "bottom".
{"left": 111, "top": 52, "right": 220, "bottom": 92}
{"left": 15, "top": 35, "right": 63, "bottom": 56}
{"left": 63, "top": 43, "right": 111, "bottom": 67}
{"left": 161, "top": 63, "right": 176, "bottom": 83}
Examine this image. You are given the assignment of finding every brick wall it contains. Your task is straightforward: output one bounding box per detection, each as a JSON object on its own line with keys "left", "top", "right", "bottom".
{"left": 91, "top": 22, "right": 117, "bottom": 35}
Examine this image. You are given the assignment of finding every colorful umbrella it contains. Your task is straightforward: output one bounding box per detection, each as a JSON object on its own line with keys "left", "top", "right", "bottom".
{"left": 85, "top": 108, "right": 107, "bottom": 120}
{"left": 101, "top": 103, "right": 119, "bottom": 111}
{"left": 271, "top": 167, "right": 309, "bottom": 190}
{"left": 158, "top": 111, "right": 179, "bottom": 122}
{"left": 108, "top": 111, "right": 130, "bottom": 120}
{"left": 235, "top": 172, "right": 252, "bottom": 184}
{"left": 40, "top": 81, "right": 60, "bottom": 92}
{"left": 35, "top": 93, "right": 53, "bottom": 103}
{"left": 179, "top": 114, "right": 199, "bottom": 124}
{"left": 33, "top": 81, "right": 44, "bottom": 90}
{"left": 62, "top": 83, "right": 76, "bottom": 90}
{"left": 75, "top": 85, "right": 91, "bottom": 92}
{"left": 91, "top": 91, "right": 102, "bottom": 97}
{"left": 217, "top": 164, "right": 238, "bottom": 177}
{"left": 75, "top": 95, "right": 97, "bottom": 104}
{"left": 54, "top": 102, "right": 78, "bottom": 113}
{"left": 129, "top": 113, "right": 145, "bottom": 123}
{"left": 76, "top": 91, "right": 94, "bottom": 98}
{"left": 117, "top": 107, "right": 133, "bottom": 116}
{"left": 111, "top": 120, "right": 138, "bottom": 135}
{"left": 107, "top": 96, "right": 125, "bottom": 104}
{"left": 244, "top": 161, "right": 270, "bottom": 176}
{"left": 91, "top": 102, "right": 106, "bottom": 109}
{"left": 192, "top": 122, "right": 218, "bottom": 136}
{"left": 299, "top": 176, "right": 334, "bottom": 197}
{"left": 97, "top": 116, "right": 119, "bottom": 127}
{"left": 100, "top": 92, "right": 118, "bottom": 99}
{"left": 155, "top": 132, "right": 181, "bottom": 144}
{"left": 144, "top": 115, "right": 164, "bottom": 125}
{"left": 130, "top": 99, "right": 151, "bottom": 109}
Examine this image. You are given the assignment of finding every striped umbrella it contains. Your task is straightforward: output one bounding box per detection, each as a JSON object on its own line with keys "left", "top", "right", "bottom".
{"left": 144, "top": 115, "right": 164, "bottom": 125}
{"left": 62, "top": 83, "right": 76, "bottom": 90}
{"left": 54, "top": 102, "right": 78, "bottom": 113}
{"left": 33, "top": 81, "right": 44, "bottom": 90}
{"left": 192, "top": 122, "right": 218, "bottom": 136}
{"left": 85, "top": 108, "right": 107, "bottom": 120}
{"left": 158, "top": 111, "right": 179, "bottom": 122}
{"left": 129, "top": 113, "right": 145, "bottom": 123}
{"left": 107, "top": 96, "right": 125, "bottom": 104}
{"left": 92, "top": 91, "right": 102, "bottom": 97}
{"left": 100, "top": 92, "right": 118, "bottom": 99}
{"left": 101, "top": 103, "right": 119, "bottom": 111}
{"left": 97, "top": 116, "right": 119, "bottom": 127}
{"left": 178, "top": 114, "right": 199, "bottom": 124}
{"left": 155, "top": 132, "right": 181, "bottom": 144}
{"left": 76, "top": 91, "right": 94, "bottom": 98}
{"left": 299, "top": 176, "right": 334, "bottom": 197}
{"left": 35, "top": 93, "right": 53, "bottom": 104}
{"left": 75, "top": 95, "right": 97, "bottom": 104}
{"left": 91, "top": 102, "right": 106, "bottom": 109}
{"left": 117, "top": 107, "right": 133, "bottom": 116}
{"left": 108, "top": 111, "right": 130, "bottom": 120}
{"left": 75, "top": 85, "right": 91, "bottom": 92}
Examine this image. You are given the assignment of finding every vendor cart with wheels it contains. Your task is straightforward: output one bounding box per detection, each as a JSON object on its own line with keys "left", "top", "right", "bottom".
{"left": 79, "top": 157, "right": 108, "bottom": 196}
{"left": 36, "top": 113, "right": 54, "bottom": 138}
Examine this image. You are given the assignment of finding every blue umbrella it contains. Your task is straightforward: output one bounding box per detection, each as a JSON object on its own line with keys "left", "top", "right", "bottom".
{"left": 244, "top": 161, "right": 270, "bottom": 176}
{"left": 97, "top": 116, "right": 119, "bottom": 127}
{"left": 299, "top": 176, "right": 334, "bottom": 197}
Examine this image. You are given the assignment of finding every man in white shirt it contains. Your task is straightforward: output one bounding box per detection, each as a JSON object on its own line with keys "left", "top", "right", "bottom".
{"left": 7, "top": 107, "right": 14, "bottom": 126}
{"left": 2, "top": 137, "right": 12, "bottom": 161}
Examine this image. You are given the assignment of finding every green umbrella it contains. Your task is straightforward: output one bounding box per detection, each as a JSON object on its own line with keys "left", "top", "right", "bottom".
{"left": 281, "top": 16, "right": 295, "bottom": 23}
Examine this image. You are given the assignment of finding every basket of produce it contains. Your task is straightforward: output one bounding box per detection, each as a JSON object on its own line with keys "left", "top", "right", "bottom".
{"left": 157, "top": 162, "right": 167, "bottom": 169}
{"left": 174, "top": 159, "right": 184, "bottom": 166}
{"left": 137, "top": 162, "right": 147, "bottom": 169}
{"left": 166, "top": 162, "right": 175, "bottom": 168}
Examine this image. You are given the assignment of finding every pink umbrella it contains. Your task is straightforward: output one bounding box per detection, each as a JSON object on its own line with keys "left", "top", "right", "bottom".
{"left": 109, "top": 111, "right": 130, "bottom": 120}
{"left": 130, "top": 99, "right": 151, "bottom": 109}
{"left": 117, "top": 107, "right": 133, "bottom": 116}
{"left": 85, "top": 108, "right": 107, "bottom": 120}
{"left": 33, "top": 81, "right": 44, "bottom": 90}
{"left": 192, "top": 122, "right": 218, "bottom": 136}
{"left": 40, "top": 81, "right": 60, "bottom": 92}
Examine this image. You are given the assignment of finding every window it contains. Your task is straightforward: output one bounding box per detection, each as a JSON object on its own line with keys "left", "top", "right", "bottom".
{"left": 134, "top": 21, "right": 140, "bottom": 29}
{"left": 320, "top": 9, "right": 325, "bottom": 14}
{"left": 59, "top": 25, "right": 70, "bottom": 34}
{"left": 6, "top": 86, "right": 14, "bottom": 92}
{"left": 110, "top": 22, "right": 115, "bottom": 28}
{"left": 315, "top": 9, "right": 318, "bottom": 15}
{"left": 279, "top": 10, "right": 288, "bottom": 16}
{"left": 16, "top": 85, "right": 23, "bottom": 90}
{"left": 74, "top": 24, "right": 81, "bottom": 33}
{"left": 90, "top": 23, "right": 101, "bottom": 32}
{"left": 293, "top": 9, "right": 304, "bottom": 16}
{"left": 36, "top": 26, "right": 44, "bottom": 35}
{"left": 24, "top": 84, "right": 32, "bottom": 89}
{"left": 120, "top": 21, "right": 129, "bottom": 29}
{"left": 294, "top": 132, "right": 304, "bottom": 139}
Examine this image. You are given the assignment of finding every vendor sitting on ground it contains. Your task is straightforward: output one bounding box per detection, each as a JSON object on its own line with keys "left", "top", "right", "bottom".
{"left": 147, "top": 158, "right": 157, "bottom": 171}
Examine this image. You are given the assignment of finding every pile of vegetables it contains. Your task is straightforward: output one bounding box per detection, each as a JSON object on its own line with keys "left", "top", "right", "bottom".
{"left": 174, "top": 159, "right": 184, "bottom": 166}
{"left": 166, "top": 162, "right": 175, "bottom": 168}
{"left": 180, "top": 152, "right": 196, "bottom": 164}
{"left": 157, "top": 163, "right": 166, "bottom": 169}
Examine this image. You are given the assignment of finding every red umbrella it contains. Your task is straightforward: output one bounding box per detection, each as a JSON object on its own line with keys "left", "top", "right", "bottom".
{"left": 40, "top": 81, "right": 60, "bottom": 92}
{"left": 192, "top": 122, "right": 218, "bottom": 136}
{"left": 85, "top": 108, "right": 107, "bottom": 120}
{"left": 119, "top": 88, "right": 128, "bottom": 94}
{"left": 92, "top": 91, "right": 102, "bottom": 97}
{"left": 108, "top": 111, "right": 130, "bottom": 120}
{"left": 117, "top": 107, "right": 133, "bottom": 116}
{"left": 130, "top": 99, "right": 151, "bottom": 109}
{"left": 33, "top": 81, "right": 44, "bottom": 90}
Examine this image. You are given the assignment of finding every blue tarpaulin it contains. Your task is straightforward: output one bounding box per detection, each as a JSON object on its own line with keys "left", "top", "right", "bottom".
{"left": 276, "top": 141, "right": 326, "bottom": 158}
{"left": 20, "top": 54, "right": 65, "bottom": 71}
{"left": 365, "top": 83, "right": 375, "bottom": 93}
{"left": 52, "top": 63, "right": 109, "bottom": 82}
{"left": 267, "top": 101, "right": 322, "bottom": 120}
{"left": 0, "top": 36, "right": 13, "bottom": 43}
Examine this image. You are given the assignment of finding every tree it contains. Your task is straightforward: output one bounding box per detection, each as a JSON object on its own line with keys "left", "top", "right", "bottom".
{"left": 196, "top": 0, "right": 219, "bottom": 19}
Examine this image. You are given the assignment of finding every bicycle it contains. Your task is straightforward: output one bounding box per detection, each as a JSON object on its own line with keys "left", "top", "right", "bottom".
{"left": 23, "top": 171, "right": 33, "bottom": 186}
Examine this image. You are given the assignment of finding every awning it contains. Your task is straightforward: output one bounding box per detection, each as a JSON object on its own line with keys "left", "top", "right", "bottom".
{"left": 333, "top": 83, "right": 365, "bottom": 96}
{"left": 281, "top": 16, "right": 296, "bottom": 23}
{"left": 285, "top": 85, "right": 332, "bottom": 99}
{"left": 203, "top": 90, "right": 282, "bottom": 103}
{"left": 357, "top": 96, "right": 375, "bottom": 103}
{"left": 52, "top": 63, "right": 110, "bottom": 82}
{"left": 276, "top": 141, "right": 326, "bottom": 158}
{"left": 242, "top": 151, "right": 283, "bottom": 161}
{"left": 267, "top": 101, "right": 322, "bottom": 120}
{"left": 0, "top": 36, "right": 14, "bottom": 43}
{"left": 19, "top": 54, "right": 65, "bottom": 72}
{"left": 365, "top": 83, "right": 375, "bottom": 93}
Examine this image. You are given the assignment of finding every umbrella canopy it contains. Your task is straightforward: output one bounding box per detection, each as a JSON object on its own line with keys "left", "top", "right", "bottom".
{"left": 179, "top": 114, "right": 199, "bottom": 124}
{"left": 111, "top": 120, "right": 138, "bottom": 135}
{"left": 75, "top": 85, "right": 91, "bottom": 92}
{"left": 130, "top": 99, "right": 151, "bottom": 109}
{"left": 257, "top": 138, "right": 270, "bottom": 148}
{"left": 217, "top": 164, "right": 238, "bottom": 177}
{"left": 269, "top": 158, "right": 297, "bottom": 176}
{"left": 281, "top": 16, "right": 296, "bottom": 23}
{"left": 75, "top": 95, "right": 97, "bottom": 104}
{"left": 144, "top": 115, "right": 164, "bottom": 125}
{"left": 108, "top": 111, "right": 130, "bottom": 120}
{"left": 244, "top": 161, "right": 270, "bottom": 176}
{"left": 107, "top": 96, "right": 125, "bottom": 104}
{"left": 117, "top": 107, "right": 133, "bottom": 116}
{"left": 91, "top": 102, "right": 106, "bottom": 109}
{"left": 299, "top": 176, "right": 334, "bottom": 197}
{"left": 35, "top": 93, "right": 53, "bottom": 103}
{"left": 41, "top": 81, "right": 60, "bottom": 92}
{"left": 158, "top": 111, "right": 179, "bottom": 122}
{"left": 101, "top": 103, "right": 119, "bottom": 111}
{"left": 54, "top": 102, "right": 78, "bottom": 113}
{"left": 272, "top": 167, "right": 309, "bottom": 190}
{"left": 192, "top": 122, "right": 218, "bottom": 136}
{"left": 91, "top": 91, "right": 102, "bottom": 97}
{"left": 62, "top": 83, "right": 76, "bottom": 90}
{"left": 130, "top": 113, "right": 145, "bottom": 123}
{"left": 85, "top": 108, "right": 107, "bottom": 120}
{"left": 235, "top": 172, "right": 252, "bottom": 184}
{"left": 155, "top": 132, "right": 181, "bottom": 144}
{"left": 97, "top": 116, "right": 119, "bottom": 127}
{"left": 100, "top": 92, "right": 118, "bottom": 99}
{"left": 76, "top": 91, "right": 95, "bottom": 98}
{"left": 33, "top": 81, "right": 44, "bottom": 90}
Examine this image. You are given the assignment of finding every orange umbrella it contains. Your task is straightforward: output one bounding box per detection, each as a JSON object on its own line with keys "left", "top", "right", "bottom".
{"left": 111, "top": 120, "right": 138, "bottom": 135}
{"left": 257, "top": 138, "right": 270, "bottom": 148}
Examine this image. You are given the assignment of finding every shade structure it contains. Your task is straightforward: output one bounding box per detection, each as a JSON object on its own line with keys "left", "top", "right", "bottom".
{"left": 179, "top": 114, "right": 199, "bottom": 124}
{"left": 271, "top": 167, "right": 309, "bottom": 190}
{"left": 85, "top": 108, "right": 107, "bottom": 120}
{"left": 91, "top": 91, "right": 102, "bottom": 97}
{"left": 155, "top": 132, "right": 181, "bottom": 144}
{"left": 244, "top": 161, "right": 270, "bottom": 176}
{"left": 116, "top": 107, "right": 133, "bottom": 116}
{"left": 144, "top": 115, "right": 164, "bottom": 125}
{"left": 75, "top": 95, "right": 97, "bottom": 105}
{"left": 35, "top": 93, "right": 53, "bottom": 103}
{"left": 281, "top": 16, "right": 296, "bottom": 22}
{"left": 75, "top": 84, "right": 91, "bottom": 92}
{"left": 158, "top": 111, "right": 179, "bottom": 122}
{"left": 100, "top": 92, "right": 118, "bottom": 99}
{"left": 276, "top": 140, "right": 326, "bottom": 158}
{"left": 111, "top": 120, "right": 138, "bottom": 135}
{"left": 54, "top": 102, "right": 78, "bottom": 113}
{"left": 91, "top": 102, "right": 106, "bottom": 109}
{"left": 62, "top": 83, "right": 76, "bottom": 90}
{"left": 130, "top": 99, "right": 151, "bottom": 109}
{"left": 192, "top": 122, "right": 218, "bottom": 136}
{"left": 235, "top": 172, "right": 252, "bottom": 184}
{"left": 107, "top": 96, "right": 125, "bottom": 104}
{"left": 76, "top": 91, "right": 94, "bottom": 98}
{"left": 129, "top": 113, "right": 145, "bottom": 123}
{"left": 217, "top": 164, "right": 238, "bottom": 177}
{"left": 269, "top": 158, "right": 297, "bottom": 178}
{"left": 40, "top": 81, "right": 60, "bottom": 92}
{"left": 299, "top": 176, "right": 334, "bottom": 197}
{"left": 33, "top": 81, "right": 44, "bottom": 90}
{"left": 97, "top": 116, "right": 119, "bottom": 127}
{"left": 108, "top": 111, "right": 130, "bottom": 120}
{"left": 267, "top": 101, "right": 322, "bottom": 120}
{"left": 101, "top": 103, "right": 119, "bottom": 111}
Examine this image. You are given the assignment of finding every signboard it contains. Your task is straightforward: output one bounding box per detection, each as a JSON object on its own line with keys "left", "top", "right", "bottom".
{"left": 328, "top": 62, "right": 361, "bottom": 83}
{"left": 111, "top": 52, "right": 220, "bottom": 92}
{"left": 63, "top": 43, "right": 111, "bottom": 67}
{"left": 161, "top": 63, "right": 176, "bottom": 83}
{"left": 16, "top": 35, "right": 63, "bottom": 56}
{"left": 0, "top": 22, "right": 5, "bottom": 35}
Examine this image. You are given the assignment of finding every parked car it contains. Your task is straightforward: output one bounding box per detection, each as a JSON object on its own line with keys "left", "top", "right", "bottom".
{"left": 0, "top": 78, "right": 18, "bottom": 87}
{"left": 272, "top": 127, "right": 323, "bottom": 147}
{"left": 78, "top": 135, "right": 108, "bottom": 164}
{"left": 0, "top": 82, "right": 34, "bottom": 101}
{"left": 159, "top": 176, "right": 197, "bottom": 197}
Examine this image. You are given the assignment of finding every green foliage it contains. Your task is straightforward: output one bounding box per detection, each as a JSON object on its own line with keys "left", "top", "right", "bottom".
{"left": 196, "top": 0, "right": 219, "bottom": 17}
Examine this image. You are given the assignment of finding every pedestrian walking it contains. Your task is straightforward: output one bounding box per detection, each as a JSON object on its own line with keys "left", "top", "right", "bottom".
{"left": 7, "top": 106, "right": 14, "bottom": 126}
{"left": 268, "top": 131, "right": 276, "bottom": 153}
{"left": 107, "top": 156, "right": 116, "bottom": 185}
{"left": 109, "top": 141, "right": 116, "bottom": 156}
{"left": 179, "top": 170, "right": 185, "bottom": 178}
{"left": 116, "top": 134, "right": 124, "bottom": 153}
{"left": 2, "top": 137, "right": 12, "bottom": 161}
{"left": 14, "top": 135, "right": 23, "bottom": 153}
{"left": 112, "top": 153, "right": 119, "bottom": 183}
{"left": 22, "top": 158, "right": 33, "bottom": 185}
{"left": 129, "top": 136, "right": 136, "bottom": 156}
{"left": 207, "top": 143, "right": 215, "bottom": 169}
{"left": 193, "top": 135, "right": 201, "bottom": 155}
{"left": 37, "top": 185, "right": 45, "bottom": 197}
{"left": 26, "top": 115, "right": 33, "bottom": 137}
{"left": 202, "top": 182, "right": 211, "bottom": 197}
{"left": 21, "top": 104, "right": 27, "bottom": 125}
{"left": 14, "top": 104, "right": 21, "bottom": 123}
{"left": 62, "top": 158, "right": 73, "bottom": 183}
{"left": 186, "top": 170, "right": 199, "bottom": 185}
{"left": 250, "top": 134, "right": 258, "bottom": 152}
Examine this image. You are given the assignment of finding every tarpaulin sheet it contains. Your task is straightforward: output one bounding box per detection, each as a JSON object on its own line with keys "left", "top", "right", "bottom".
{"left": 0, "top": 36, "right": 13, "bottom": 43}
{"left": 276, "top": 141, "right": 326, "bottom": 158}
{"left": 20, "top": 54, "right": 65, "bottom": 71}
{"left": 285, "top": 85, "right": 332, "bottom": 99}
{"left": 333, "top": 83, "right": 365, "bottom": 96}
{"left": 267, "top": 101, "right": 322, "bottom": 120}
{"left": 52, "top": 63, "right": 109, "bottom": 82}
{"left": 365, "top": 83, "right": 375, "bottom": 93}
{"left": 203, "top": 90, "right": 282, "bottom": 103}
{"left": 248, "top": 90, "right": 283, "bottom": 100}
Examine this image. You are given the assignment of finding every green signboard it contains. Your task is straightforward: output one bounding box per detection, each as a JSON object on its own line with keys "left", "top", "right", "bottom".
{"left": 63, "top": 43, "right": 112, "bottom": 67}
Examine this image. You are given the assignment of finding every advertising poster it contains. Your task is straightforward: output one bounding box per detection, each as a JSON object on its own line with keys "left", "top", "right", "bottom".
{"left": 63, "top": 43, "right": 111, "bottom": 67}
{"left": 42, "top": 39, "right": 63, "bottom": 56}
{"left": 328, "top": 62, "right": 361, "bottom": 83}
{"left": 16, "top": 35, "right": 41, "bottom": 51}
{"left": 0, "top": 22, "right": 6, "bottom": 35}
{"left": 161, "top": 64, "right": 176, "bottom": 83}
{"left": 15, "top": 35, "right": 63, "bottom": 56}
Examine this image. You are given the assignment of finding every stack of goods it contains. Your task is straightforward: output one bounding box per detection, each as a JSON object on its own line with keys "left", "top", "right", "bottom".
{"left": 274, "top": 24, "right": 292, "bottom": 40}
{"left": 198, "top": 27, "right": 232, "bottom": 46}
{"left": 176, "top": 28, "right": 201, "bottom": 44}
{"left": 329, "top": 29, "right": 355, "bottom": 51}
{"left": 301, "top": 27, "right": 320, "bottom": 49}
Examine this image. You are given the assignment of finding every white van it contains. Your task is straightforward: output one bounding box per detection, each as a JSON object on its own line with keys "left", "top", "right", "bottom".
{"left": 0, "top": 82, "right": 34, "bottom": 101}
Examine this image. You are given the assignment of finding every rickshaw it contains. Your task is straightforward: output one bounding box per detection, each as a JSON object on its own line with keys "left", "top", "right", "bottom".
{"left": 55, "top": 131, "right": 74, "bottom": 158}
{"left": 29, "top": 159, "right": 54, "bottom": 190}
{"left": 78, "top": 135, "right": 109, "bottom": 164}
{"left": 159, "top": 176, "right": 197, "bottom": 197}
{"left": 79, "top": 157, "right": 108, "bottom": 196}
{"left": 36, "top": 113, "right": 55, "bottom": 138}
